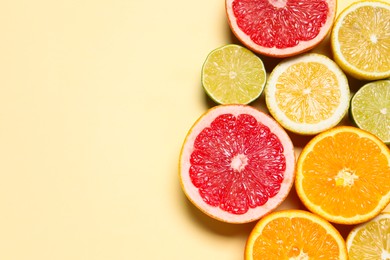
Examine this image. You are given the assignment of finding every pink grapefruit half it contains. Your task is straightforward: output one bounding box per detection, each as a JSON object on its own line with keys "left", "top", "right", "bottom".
{"left": 179, "top": 105, "right": 296, "bottom": 223}
{"left": 225, "top": 0, "right": 337, "bottom": 58}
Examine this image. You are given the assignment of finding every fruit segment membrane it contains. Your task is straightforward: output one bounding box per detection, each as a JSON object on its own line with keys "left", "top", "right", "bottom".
{"left": 275, "top": 61, "right": 341, "bottom": 124}
{"left": 347, "top": 214, "right": 390, "bottom": 259}
{"left": 336, "top": 4, "right": 390, "bottom": 74}
{"left": 301, "top": 132, "right": 390, "bottom": 217}
{"left": 253, "top": 217, "right": 342, "bottom": 259}
{"left": 232, "top": 0, "right": 329, "bottom": 48}
{"left": 189, "top": 113, "right": 286, "bottom": 215}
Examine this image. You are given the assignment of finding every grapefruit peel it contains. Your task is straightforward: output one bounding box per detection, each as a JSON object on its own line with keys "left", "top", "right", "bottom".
{"left": 179, "top": 105, "right": 296, "bottom": 223}
{"left": 225, "top": 0, "right": 337, "bottom": 57}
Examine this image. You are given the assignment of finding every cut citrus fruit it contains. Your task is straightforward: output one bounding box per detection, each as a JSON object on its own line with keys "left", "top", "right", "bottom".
{"left": 346, "top": 212, "right": 390, "bottom": 260}
{"left": 331, "top": 0, "right": 390, "bottom": 80}
{"left": 201, "top": 44, "right": 266, "bottom": 105}
{"left": 351, "top": 79, "right": 390, "bottom": 145}
{"left": 225, "top": 0, "right": 336, "bottom": 58}
{"left": 179, "top": 105, "right": 295, "bottom": 223}
{"left": 296, "top": 126, "right": 390, "bottom": 225}
{"left": 245, "top": 210, "right": 348, "bottom": 260}
{"left": 265, "top": 53, "right": 350, "bottom": 135}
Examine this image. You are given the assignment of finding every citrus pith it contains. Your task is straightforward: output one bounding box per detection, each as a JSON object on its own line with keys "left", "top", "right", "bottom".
{"left": 245, "top": 210, "right": 348, "bottom": 260}
{"left": 350, "top": 79, "right": 390, "bottom": 144}
{"left": 226, "top": 0, "right": 337, "bottom": 57}
{"left": 296, "top": 126, "right": 390, "bottom": 225}
{"left": 201, "top": 44, "right": 266, "bottom": 104}
{"left": 265, "top": 53, "right": 350, "bottom": 135}
{"left": 179, "top": 105, "right": 295, "bottom": 223}
{"left": 331, "top": 0, "right": 390, "bottom": 80}
{"left": 346, "top": 213, "right": 390, "bottom": 259}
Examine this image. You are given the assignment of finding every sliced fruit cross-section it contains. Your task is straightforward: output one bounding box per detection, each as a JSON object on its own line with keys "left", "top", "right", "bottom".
{"left": 331, "top": 0, "right": 390, "bottom": 80}
{"left": 351, "top": 79, "right": 390, "bottom": 144}
{"left": 265, "top": 53, "right": 350, "bottom": 135}
{"left": 296, "top": 126, "right": 390, "bottom": 225}
{"left": 179, "top": 105, "right": 295, "bottom": 223}
{"left": 201, "top": 44, "right": 266, "bottom": 105}
{"left": 245, "top": 210, "right": 348, "bottom": 260}
{"left": 346, "top": 213, "right": 390, "bottom": 260}
{"left": 226, "top": 0, "right": 336, "bottom": 57}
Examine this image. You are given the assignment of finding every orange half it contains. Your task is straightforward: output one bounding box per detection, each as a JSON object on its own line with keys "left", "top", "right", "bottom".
{"left": 296, "top": 126, "right": 390, "bottom": 224}
{"left": 245, "top": 210, "right": 348, "bottom": 260}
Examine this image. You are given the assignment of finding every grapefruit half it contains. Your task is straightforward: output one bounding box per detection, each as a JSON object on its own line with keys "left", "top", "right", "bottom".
{"left": 179, "top": 105, "right": 296, "bottom": 223}
{"left": 225, "top": 0, "right": 337, "bottom": 58}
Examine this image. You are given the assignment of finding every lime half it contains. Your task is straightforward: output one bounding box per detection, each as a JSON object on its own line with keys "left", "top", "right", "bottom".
{"left": 350, "top": 80, "right": 390, "bottom": 144}
{"left": 201, "top": 44, "right": 266, "bottom": 104}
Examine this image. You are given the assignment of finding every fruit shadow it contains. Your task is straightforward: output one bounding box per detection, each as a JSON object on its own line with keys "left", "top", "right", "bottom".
{"left": 202, "top": 91, "right": 219, "bottom": 108}
{"left": 275, "top": 184, "right": 305, "bottom": 211}
{"left": 346, "top": 74, "right": 368, "bottom": 94}
{"left": 199, "top": 24, "right": 361, "bottom": 239}
{"left": 334, "top": 223, "right": 356, "bottom": 240}
{"left": 179, "top": 188, "right": 256, "bottom": 237}
{"left": 283, "top": 186, "right": 357, "bottom": 239}
{"left": 201, "top": 86, "right": 268, "bottom": 112}
{"left": 178, "top": 177, "right": 308, "bottom": 237}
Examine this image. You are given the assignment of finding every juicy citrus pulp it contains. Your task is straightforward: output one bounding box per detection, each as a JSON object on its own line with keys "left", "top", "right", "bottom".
{"left": 331, "top": 0, "right": 390, "bottom": 80}
{"left": 346, "top": 213, "right": 390, "bottom": 260}
{"left": 351, "top": 79, "right": 390, "bottom": 144}
{"left": 179, "top": 105, "right": 295, "bottom": 223}
{"left": 201, "top": 44, "right": 266, "bottom": 105}
{"left": 245, "top": 210, "right": 348, "bottom": 260}
{"left": 296, "top": 126, "right": 390, "bottom": 225}
{"left": 225, "top": 0, "right": 336, "bottom": 57}
{"left": 265, "top": 53, "right": 350, "bottom": 135}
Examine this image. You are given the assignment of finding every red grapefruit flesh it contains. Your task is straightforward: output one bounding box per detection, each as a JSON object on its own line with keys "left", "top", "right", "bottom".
{"left": 179, "top": 105, "right": 296, "bottom": 223}
{"left": 225, "top": 0, "right": 336, "bottom": 58}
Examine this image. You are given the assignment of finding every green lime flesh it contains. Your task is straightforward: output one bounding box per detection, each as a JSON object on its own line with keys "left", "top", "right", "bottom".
{"left": 350, "top": 80, "right": 390, "bottom": 144}
{"left": 201, "top": 44, "right": 266, "bottom": 105}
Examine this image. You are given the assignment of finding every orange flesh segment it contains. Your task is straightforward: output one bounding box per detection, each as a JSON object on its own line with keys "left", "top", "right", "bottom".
{"left": 301, "top": 132, "right": 390, "bottom": 217}
{"left": 252, "top": 217, "right": 341, "bottom": 259}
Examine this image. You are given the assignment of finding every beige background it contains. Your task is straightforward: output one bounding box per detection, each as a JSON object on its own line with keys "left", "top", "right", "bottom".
{"left": 0, "top": 0, "right": 388, "bottom": 259}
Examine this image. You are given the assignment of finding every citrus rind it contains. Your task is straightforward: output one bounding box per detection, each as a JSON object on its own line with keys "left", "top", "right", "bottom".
{"left": 201, "top": 44, "right": 266, "bottom": 105}
{"left": 350, "top": 79, "right": 390, "bottom": 145}
{"left": 331, "top": 1, "right": 390, "bottom": 80}
{"left": 225, "top": 0, "right": 337, "bottom": 58}
{"left": 265, "top": 53, "right": 350, "bottom": 135}
{"left": 179, "top": 105, "right": 296, "bottom": 223}
{"left": 245, "top": 210, "right": 348, "bottom": 260}
{"left": 296, "top": 126, "right": 390, "bottom": 225}
{"left": 346, "top": 212, "right": 390, "bottom": 259}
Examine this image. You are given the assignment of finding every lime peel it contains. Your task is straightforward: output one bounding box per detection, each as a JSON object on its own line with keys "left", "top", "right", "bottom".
{"left": 201, "top": 44, "right": 266, "bottom": 105}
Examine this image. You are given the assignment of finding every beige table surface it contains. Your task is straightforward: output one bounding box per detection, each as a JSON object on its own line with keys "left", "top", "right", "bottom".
{"left": 0, "top": 0, "right": 389, "bottom": 259}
